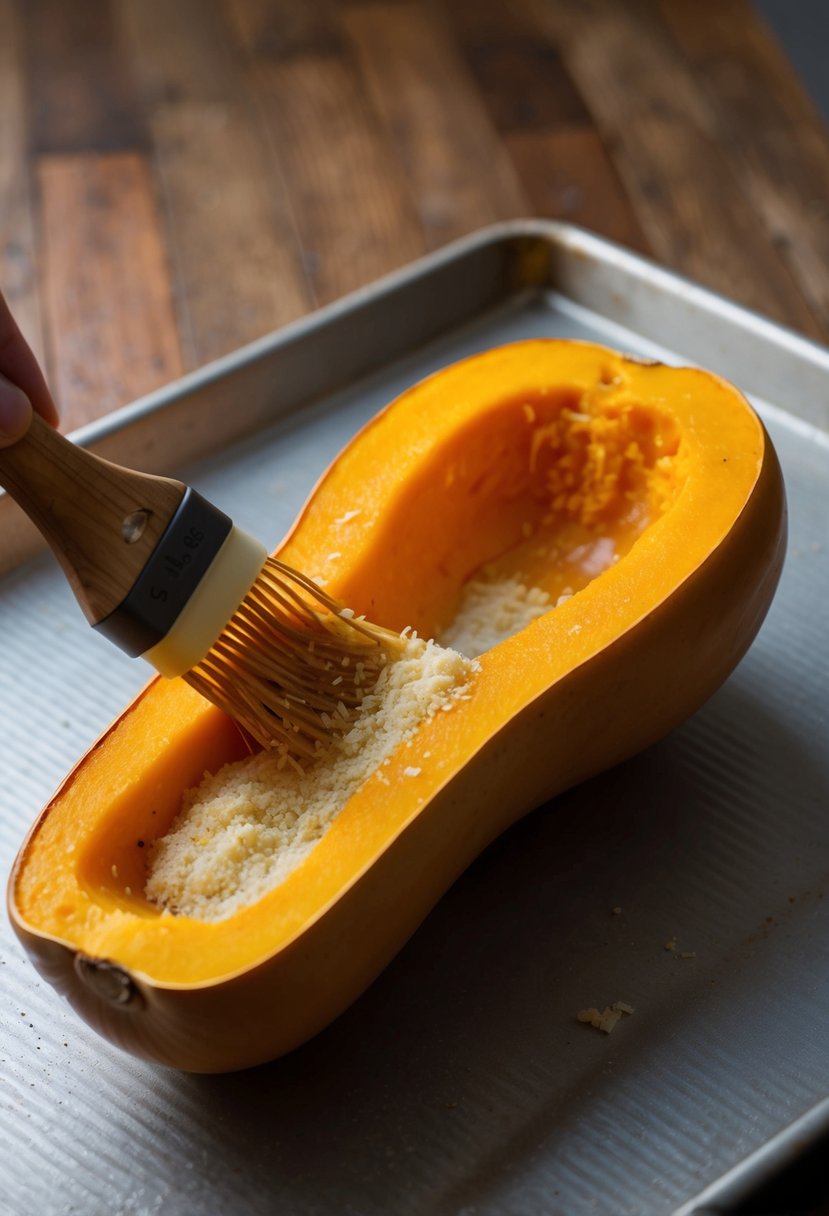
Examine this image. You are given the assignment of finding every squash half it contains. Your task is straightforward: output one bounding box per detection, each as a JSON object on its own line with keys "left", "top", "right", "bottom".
{"left": 9, "top": 341, "right": 785, "bottom": 1072}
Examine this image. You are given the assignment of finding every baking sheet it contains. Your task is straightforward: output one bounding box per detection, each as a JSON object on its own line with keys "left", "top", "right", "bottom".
{"left": 1, "top": 223, "right": 828, "bottom": 1216}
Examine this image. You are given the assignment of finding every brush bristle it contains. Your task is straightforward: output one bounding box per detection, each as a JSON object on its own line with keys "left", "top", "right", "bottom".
{"left": 183, "top": 556, "right": 405, "bottom": 767}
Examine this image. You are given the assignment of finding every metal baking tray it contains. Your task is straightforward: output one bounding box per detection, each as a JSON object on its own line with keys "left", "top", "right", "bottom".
{"left": 2, "top": 221, "right": 828, "bottom": 1216}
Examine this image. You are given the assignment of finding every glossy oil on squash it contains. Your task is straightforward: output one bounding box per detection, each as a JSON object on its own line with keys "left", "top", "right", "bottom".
{"left": 8, "top": 341, "right": 786, "bottom": 1071}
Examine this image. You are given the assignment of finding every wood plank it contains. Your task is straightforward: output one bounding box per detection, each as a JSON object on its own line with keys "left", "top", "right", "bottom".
{"left": 229, "top": 0, "right": 345, "bottom": 58}
{"left": 21, "top": 0, "right": 145, "bottom": 154}
{"left": 0, "top": 0, "right": 44, "bottom": 369}
{"left": 458, "top": 30, "right": 593, "bottom": 132}
{"left": 659, "top": 0, "right": 829, "bottom": 334}
{"left": 505, "top": 128, "right": 650, "bottom": 252}
{"left": 344, "top": 2, "right": 526, "bottom": 248}
{"left": 658, "top": 0, "right": 820, "bottom": 125}
{"left": 38, "top": 154, "right": 183, "bottom": 430}
{"left": 149, "top": 103, "right": 312, "bottom": 367}
{"left": 529, "top": 0, "right": 825, "bottom": 340}
{"left": 446, "top": 0, "right": 648, "bottom": 252}
{"left": 121, "top": 0, "right": 311, "bottom": 369}
{"left": 441, "top": 0, "right": 544, "bottom": 42}
{"left": 120, "top": 0, "right": 248, "bottom": 105}
{"left": 248, "top": 50, "right": 426, "bottom": 305}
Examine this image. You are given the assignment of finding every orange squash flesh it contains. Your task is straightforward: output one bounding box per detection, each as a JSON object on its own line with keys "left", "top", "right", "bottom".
{"left": 8, "top": 341, "right": 785, "bottom": 1071}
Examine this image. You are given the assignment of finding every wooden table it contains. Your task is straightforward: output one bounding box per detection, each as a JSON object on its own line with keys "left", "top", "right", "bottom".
{"left": 2, "top": 0, "right": 828, "bottom": 433}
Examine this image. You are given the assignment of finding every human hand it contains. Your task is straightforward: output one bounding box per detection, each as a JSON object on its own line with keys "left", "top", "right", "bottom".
{"left": 0, "top": 292, "right": 59, "bottom": 444}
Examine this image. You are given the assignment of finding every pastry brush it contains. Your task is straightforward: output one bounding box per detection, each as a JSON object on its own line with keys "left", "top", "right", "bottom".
{"left": 0, "top": 413, "right": 401, "bottom": 764}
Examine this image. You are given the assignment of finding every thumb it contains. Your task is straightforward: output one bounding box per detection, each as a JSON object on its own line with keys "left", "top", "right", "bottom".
{"left": 0, "top": 374, "right": 33, "bottom": 445}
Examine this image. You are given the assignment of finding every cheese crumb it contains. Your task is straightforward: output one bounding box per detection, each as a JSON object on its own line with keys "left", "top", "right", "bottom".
{"left": 403, "top": 766, "right": 422, "bottom": 778}
{"left": 577, "top": 1002, "right": 634, "bottom": 1034}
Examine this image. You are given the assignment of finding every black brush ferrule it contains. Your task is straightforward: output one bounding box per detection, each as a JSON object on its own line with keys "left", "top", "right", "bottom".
{"left": 94, "top": 487, "right": 233, "bottom": 657}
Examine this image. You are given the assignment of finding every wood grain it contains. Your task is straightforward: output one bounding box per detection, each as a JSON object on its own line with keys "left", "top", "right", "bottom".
{"left": 122, "top": 0, "right": 311, "bottom": 369}
{"left": 0, "top": 0, "right": 43, "bottom": 368}
{"left": 21, "top": 0, "right": 145, "bottom": 154}
{"left": 449, "top": 0, "right": 649, "bottom": 252}
{"left": 248, "top": 46, "right": 426, "bottom": 304}
{"left": 345, "top": 3, "right": 526, "bottom": 247}
{"left": 119, "top": 0, "right": 247, "bottom": 105}
{"left": 38, "top": 153, "right": 183, "bottom": 430}
{"left": 505, "top": 128, "right": 649, "bottom": 251}
{"left": 531, "top": 0, "right": 826, "bottom": 340}
{"left": 149, "top": 103, "right": 312, "bottom": 368}
{"left": 458, "top": 28, "right": 593, "bottom": 131}
{"left": 660, "top": 0, "right": 829, "bottom": 334}
{"left": 0, "top": 413, "right": 184, "bottom": 623}
{"left": 230, "top": 0, "right": 345, "bottom": 59}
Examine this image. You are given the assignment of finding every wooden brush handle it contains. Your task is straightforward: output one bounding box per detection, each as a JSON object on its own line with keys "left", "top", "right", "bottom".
{"left": 0, "top": 413, "right": 186, "bottom": 625}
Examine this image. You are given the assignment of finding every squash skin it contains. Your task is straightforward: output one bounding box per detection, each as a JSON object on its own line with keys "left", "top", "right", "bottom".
{"left": 8, "top": 341, "right": 786, "bottom": 1072}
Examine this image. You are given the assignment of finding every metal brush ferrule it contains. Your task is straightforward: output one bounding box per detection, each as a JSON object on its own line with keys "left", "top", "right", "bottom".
{"left": 95, "top": 488, "right": 233, "bottom": 657}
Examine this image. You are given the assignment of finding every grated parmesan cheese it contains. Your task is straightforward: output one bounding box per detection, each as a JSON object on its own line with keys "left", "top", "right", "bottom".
{"left": 146, "top": 636, "right": 476, "bottom": 920}
{"left": 146, "top": 572, "right": 574, "bottom": 921}
{"left": 438, "top": 576, "right": 552, "bottom": 658}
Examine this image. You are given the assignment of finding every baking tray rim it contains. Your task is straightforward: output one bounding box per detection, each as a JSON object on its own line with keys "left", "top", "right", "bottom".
{"left": 64, "top": 217, "right": 829, "bottom": 452}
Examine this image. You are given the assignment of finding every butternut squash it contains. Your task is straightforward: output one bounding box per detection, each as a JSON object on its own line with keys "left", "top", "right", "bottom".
{"left": 8, "top": 341, "right": 785, "bottom": 1072}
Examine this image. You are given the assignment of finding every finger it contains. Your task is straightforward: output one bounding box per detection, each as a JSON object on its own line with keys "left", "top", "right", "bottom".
{"left": 0, "top": 294, "right": 59, "bottom": 427}
{"left": 0, "top": 373, "right": 33, "bottom": 445}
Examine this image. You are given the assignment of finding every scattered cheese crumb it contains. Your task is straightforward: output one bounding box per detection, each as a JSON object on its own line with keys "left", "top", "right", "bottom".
{"left": 577, "top": 1002, "right": 634, "bottom": 1034}
{"left": 403, "top": 766, "right": 422, "bottom": 778}
{"left": 326, "top": 552, "right": 342, "bottom": 561}
{"left": 664, "top": 936, "right": 677, "bottom": 951}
